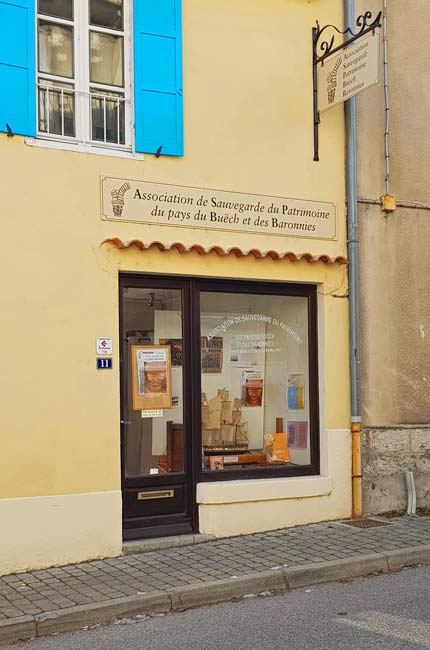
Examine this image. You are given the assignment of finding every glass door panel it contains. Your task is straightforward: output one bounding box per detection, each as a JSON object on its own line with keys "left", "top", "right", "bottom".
{"left": 122, "top": 286, "right": 184, "bottom": 477}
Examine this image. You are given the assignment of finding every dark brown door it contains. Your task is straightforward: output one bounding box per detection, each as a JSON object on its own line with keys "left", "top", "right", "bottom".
{"left": 120, "top": 276, "right": 196, "bottom": 539}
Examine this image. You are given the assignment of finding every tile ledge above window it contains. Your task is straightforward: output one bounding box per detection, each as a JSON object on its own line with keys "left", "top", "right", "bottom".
{"left": 196, "top": 476, "right": 333, "bottom": 505}
{"left": 25, "top": 137, "right": 144, "bottom": 161}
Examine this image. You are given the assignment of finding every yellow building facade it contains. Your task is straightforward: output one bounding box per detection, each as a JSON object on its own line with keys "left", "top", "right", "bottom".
{"left": 0, "top": 0, "right": 351, "bottom": 575}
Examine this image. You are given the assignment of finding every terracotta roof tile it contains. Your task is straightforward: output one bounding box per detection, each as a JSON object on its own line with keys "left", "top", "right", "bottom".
{"left": 102, "top": 238, "right": 347, "bottom": 265}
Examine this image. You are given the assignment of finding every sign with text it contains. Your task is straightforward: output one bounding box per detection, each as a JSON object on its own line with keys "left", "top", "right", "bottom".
{"left": 101, "top": 178, "right": 336, "bottom": 241}
{"left": 96, "top": 337, "right": 112, "bottom": 355}
{"left": 141, "top": 409, "right": 163, "bottom": 418}
{"left": 317, "top": 31, "right": 379, "bottom": 113}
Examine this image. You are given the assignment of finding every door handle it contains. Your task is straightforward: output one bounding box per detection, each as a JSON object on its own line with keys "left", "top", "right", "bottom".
{"left": 121, "top": 420, "right": 132, "bottom": 425}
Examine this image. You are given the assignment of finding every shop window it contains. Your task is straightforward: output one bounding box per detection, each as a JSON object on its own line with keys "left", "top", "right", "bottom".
{"left": 0, "top": 0, "right": 183, "bottom": 156}
{"left": 120, "top": 278, "right": 319, "bottom": 489}
{"left": 200, "top": 290, "right": 316, "bottom": 475}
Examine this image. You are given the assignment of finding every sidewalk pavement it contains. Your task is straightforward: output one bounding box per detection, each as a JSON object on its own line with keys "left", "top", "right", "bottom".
{"left": 1, "top": 515, "right": 430, "bottom": 645}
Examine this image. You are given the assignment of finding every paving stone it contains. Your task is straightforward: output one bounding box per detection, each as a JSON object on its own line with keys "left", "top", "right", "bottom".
{"left": 1, "top": 516, "right": 430, "bottom": 628}
{"left": 3, "top": 609, "right": 24, "bottom": 618}
{"left": 56, "top": 600, "right": 79, "bottom": 608}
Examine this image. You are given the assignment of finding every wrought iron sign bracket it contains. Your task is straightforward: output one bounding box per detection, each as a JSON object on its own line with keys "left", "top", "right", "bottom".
{"left": 312, "top": 10, "right": 382, "bottom": 161}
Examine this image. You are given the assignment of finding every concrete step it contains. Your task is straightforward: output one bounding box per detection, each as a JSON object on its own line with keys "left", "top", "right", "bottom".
{"left": 122, "top": 533, "right": 216, "bottom": 555}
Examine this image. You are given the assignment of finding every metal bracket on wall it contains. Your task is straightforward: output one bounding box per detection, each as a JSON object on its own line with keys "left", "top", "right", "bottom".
{"left": 312, "top": 10, "right": 382, "bottom": 161}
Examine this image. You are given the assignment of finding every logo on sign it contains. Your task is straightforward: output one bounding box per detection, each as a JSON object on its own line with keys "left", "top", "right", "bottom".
{"left": 111, "top": 182, "right": 130, "bottom": 217}
{"left": 327, "top": 57, "right": 342, "bottom": 104}
{"left": 96, "top": 338, "right": 113, "bottom": 355}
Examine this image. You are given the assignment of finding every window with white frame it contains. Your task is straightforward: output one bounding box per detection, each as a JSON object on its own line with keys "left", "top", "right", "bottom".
{"left": 37, "top": 0, "right": 131, "bottom": 148}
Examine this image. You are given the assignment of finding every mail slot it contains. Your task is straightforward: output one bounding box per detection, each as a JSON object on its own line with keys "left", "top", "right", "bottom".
{"left": 137, "top": 489, "right": 174, "bottom": 500}
{"left": 125, "top": 484, "right": 186, "bottom": 520}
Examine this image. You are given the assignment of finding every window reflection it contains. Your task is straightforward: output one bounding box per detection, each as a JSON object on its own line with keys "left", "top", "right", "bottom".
{"left": 90, "top": 31, "right": 123, "bottom": 86}
{"left": 122, "top": 288, "right": 184, "bottom": 477}
{"left": 90, "top": 0, "right": 123, "bottom": 30}
{"left": 200, "top": 292, "right": 311, "bottom": 471}
{"left": 38, "top": 81, "right": 75, "bottom": 136}
{"left": 38, "top": 20, "right": 74, "bottom": 78}
{"left": 91, "top": 90, "right": 125, "bottom": 144}
{"left": 38, "top": 0, "right": 73, "bottom": 20}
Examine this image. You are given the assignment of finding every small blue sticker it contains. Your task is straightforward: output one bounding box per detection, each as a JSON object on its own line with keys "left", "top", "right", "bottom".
{"left": 287, "top": 386, "right": 299, "bottom": 410}
{"left": 97, "top": 358, "right": 112, "bottom": 370}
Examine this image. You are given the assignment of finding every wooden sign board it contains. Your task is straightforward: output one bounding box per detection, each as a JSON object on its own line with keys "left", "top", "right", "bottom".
{"left": 317, "top": 31, "right": 379, "bottom": 113}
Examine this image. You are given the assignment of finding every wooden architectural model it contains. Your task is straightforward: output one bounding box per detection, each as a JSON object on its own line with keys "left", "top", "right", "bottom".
{"left": 202, "top": 389, "right": 249, "bottom": 449}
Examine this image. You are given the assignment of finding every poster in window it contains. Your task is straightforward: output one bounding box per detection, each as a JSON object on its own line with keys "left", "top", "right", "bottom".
{"left": 228, "top": 348, "right": 258, "bottom": 368}
{"left": 241, "top": 370, "right": 263, "bottom": 407}
{"left": 287, "top": 421, "right": 308, "bottom": 448}
{"left": 287, "top": 373, "right": 305, "bottom": 410}
{"left": 159, "top": 338, "right": 183, "bottom": 367}
{"left": 131, "top": 345, "right": 172, "bottom": 410}
{"left": 209, "top": 455, "right": 224, "bottom": 470}
{"left": 264, "top": 432, "right": 290, "bottom": 462}
{"left": 201, "top": 336, "right": 223, "bottom": 373}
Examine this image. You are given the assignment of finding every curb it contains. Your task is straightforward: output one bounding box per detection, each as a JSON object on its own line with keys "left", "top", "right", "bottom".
{"left": 36, "top": 592, "right": 171, "bottom": 638}
{"left": 169, "top": 569, "right": 287, "bottom": 611}
{"left": 285, "top": 553, "right": 389, "bottom": 589}
{"left": 0, "top": 617, "right": 35, "bottom": 646}
{"left": 2, "top": 544, "right": 430, "bottom": 646}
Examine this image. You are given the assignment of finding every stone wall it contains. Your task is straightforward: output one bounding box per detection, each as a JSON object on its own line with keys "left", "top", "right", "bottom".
{"left": 362, "top": 427, "right": 430, "bottom": 515}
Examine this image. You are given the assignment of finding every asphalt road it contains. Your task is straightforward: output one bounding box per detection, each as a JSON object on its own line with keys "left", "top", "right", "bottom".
{"left": 5, "top": 566, "right": 430, "bottom": 649}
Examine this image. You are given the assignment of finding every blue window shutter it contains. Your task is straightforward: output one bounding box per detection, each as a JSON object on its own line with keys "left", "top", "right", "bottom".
{"left": 134, "top": 0, "right": 183, "bottom": 156}
{"left": 0, "top": 0, "right": 36, "bottom": 137}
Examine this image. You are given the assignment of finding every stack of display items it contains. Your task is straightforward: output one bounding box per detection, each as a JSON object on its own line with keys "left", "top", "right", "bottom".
{"left": 128, "top": 342, "right": 293, "bottom": 472}
{"left": 202, "top": 389, "right": 248, "bottom": 450}
{"left": 202, "top": 388, "right": 291, "bottom": 469}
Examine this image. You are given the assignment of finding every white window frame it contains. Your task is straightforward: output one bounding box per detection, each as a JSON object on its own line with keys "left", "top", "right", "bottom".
{"left": 35, "top": 0, "right": 133, "bottom": 152}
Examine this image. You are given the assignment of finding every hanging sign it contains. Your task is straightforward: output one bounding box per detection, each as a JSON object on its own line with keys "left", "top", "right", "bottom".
{"left": 312, "top": 10, "right": 382, "bottom": 160}
{"left": 317, "top": 31, "right": 379, "bottom": 113}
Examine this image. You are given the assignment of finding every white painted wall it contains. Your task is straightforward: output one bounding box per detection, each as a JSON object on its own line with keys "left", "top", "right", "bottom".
{"left": 197, "top": 429, "right": 352, "bottom": 536}
{"left": 0, "top": 492, "right": 122, "bottom": 576}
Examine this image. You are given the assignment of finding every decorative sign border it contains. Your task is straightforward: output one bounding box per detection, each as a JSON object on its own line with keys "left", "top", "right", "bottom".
{"left": 101, "top": 177, "right": 337, "bottom": 242}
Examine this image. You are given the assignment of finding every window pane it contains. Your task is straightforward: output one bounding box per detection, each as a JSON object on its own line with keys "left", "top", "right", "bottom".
{"left": 38, "top": 80, "right": 75, "bottom": 136}
{"left": 90, "top": 31, "right": 123, "bottom": 86}
{"left": 90, "top": 0, "right": 123, "bottom": 30}
{"left": 38, "top": 20, "right": 73, "bottom": 78}
{"left": 122, "top": 287, "right": 185, "bottom": 477}
{"left": 38, "top": 0, "right": 73, "bottom": 20}
{"left": 91, "top": 89, "right": 125, "bottom": 144}
{"left": 200, "top": 292, "right": 311, "bottom": 472}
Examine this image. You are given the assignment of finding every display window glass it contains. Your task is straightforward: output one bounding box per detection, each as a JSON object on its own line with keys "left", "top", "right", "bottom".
{"left": 199, "top": 290, "right": 315, "bottom": 474}
{"left": 120, "top": 277, "right": 319, "bottom": 494}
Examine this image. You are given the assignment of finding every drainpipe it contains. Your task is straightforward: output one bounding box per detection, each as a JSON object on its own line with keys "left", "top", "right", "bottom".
{"left": 344, "top": 0, "right": 362, "bottom": 518}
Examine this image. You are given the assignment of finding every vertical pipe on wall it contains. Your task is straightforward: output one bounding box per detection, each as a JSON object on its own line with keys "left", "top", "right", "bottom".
{"left": 383, "top": 0, "right": 391, "bottom": 196}
{"left": 344, "top": 0, "right": 362, "bottom": 518}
